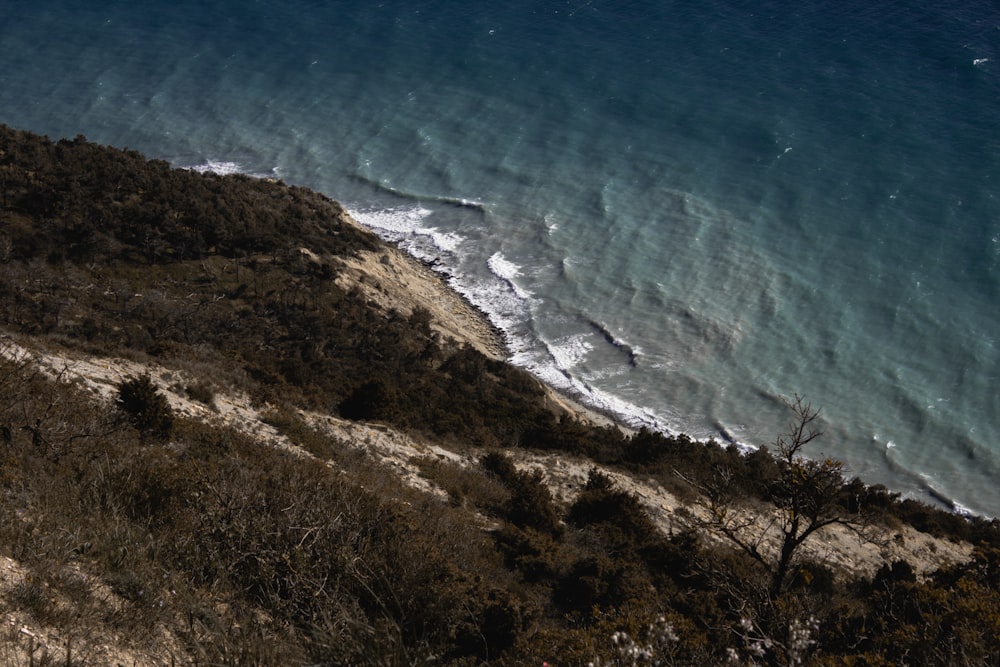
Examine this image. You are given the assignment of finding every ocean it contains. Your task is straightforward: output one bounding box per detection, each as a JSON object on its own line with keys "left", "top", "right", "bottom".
{"left": 2, "top": 1, "right": 998, "bottom": 514}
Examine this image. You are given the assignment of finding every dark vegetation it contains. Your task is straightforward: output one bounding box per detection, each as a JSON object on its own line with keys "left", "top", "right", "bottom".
{"left": 116, "top": 373, "right": 175, "bottom": 439}
{"left": 2, "top": 124, "right": 1000, "bottom": 664}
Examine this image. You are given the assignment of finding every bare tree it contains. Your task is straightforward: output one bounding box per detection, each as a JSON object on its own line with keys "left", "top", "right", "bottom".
{"left": 685, "top": 396, "right": 858, "bottom": 596}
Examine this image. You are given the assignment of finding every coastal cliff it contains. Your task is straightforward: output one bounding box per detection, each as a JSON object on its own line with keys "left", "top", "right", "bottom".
{"left": 1, "top": 125, "right": 998, "bottom": 666}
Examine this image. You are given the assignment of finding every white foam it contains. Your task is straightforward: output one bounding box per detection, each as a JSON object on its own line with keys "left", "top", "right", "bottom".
{"left": 350, "top": 206, "right": 434, "bottom": 236}
{"left": 190, "top": 160, "right": 244, "bottom": 175}
{"left": 430, "top": 230, "right": 463, "bottom": 253}
{"left": 504, "top": 332, "right": 677, "bottom": 434}
{"left": 574, "top": 378, "right": 674, "bottom": 433}
{"left": 488, "top": 252, "right": 533, "bottom": 299}
{"left": 546, "top": 334, "right": 593, "bottom": 369}
{"left": 350, "top": 206, "right": 465, "bottom": 257}
{"left": 952, "top": 501, "right": 974, "bottom": 517}
{"left": 543, "top": 212, "right": 560, "bottom": 234}
{"left": 487, "top": 251, "right": 520, "bottom": 280}
{"left": 187, "top": 160, "right": 279, "bottom": 180}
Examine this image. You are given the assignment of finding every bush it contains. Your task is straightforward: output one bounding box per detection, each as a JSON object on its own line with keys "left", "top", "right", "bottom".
{"left": 116, "top": 373, "right": 174, "bottom": 439}
{"left": 567, "top": 469, "right": 659, "bottom": 548}
{"left": 481, "top": 452, "right": 563, "bottom": 537}
{"left": 184, "top": 380, "right": 216, "bottom": 406}
{"left": 338, "top": 378, "right": 401, "bottom": 422}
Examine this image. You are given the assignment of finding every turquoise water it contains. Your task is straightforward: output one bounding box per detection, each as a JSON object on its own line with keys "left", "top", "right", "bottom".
{"left": 2, "top": 1, "right": 998, "bottom": 514}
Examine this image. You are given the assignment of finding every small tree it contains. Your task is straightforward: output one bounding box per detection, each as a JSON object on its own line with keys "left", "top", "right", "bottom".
{"left": 766, "top": 397, "right": 849, "bottom": 595}
{"left": 687, "top": 396, "right": 858, "bottom": 596}
{"left": 116, "top": 373, "right": 174, "bottom": 440}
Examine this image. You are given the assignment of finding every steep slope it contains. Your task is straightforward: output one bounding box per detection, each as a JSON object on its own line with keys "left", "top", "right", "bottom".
{"left": 2, "top": 125, "right": 999, "bottom": 666}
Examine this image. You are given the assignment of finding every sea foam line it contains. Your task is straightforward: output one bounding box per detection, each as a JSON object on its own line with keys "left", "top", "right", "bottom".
{"left": 350, "top": 206, "right": 465, "bottom": 258}
{"left": 187, "top": 159, "right": 278, "bottom": 180}
{"left": 349, "top": 206, "right": 536, "bottom": 359}
{"left": 349, "top": 205, "right": 676, "bottom": 433}
{"left": 190, "top": 160, "right": 244, "bottom": 175}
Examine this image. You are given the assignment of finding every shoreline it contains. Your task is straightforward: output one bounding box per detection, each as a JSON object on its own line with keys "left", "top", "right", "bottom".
{"left": 338, "top": 209, "right": 628, "bottom": 431}
{"left": 347, "top": 213, "right": 988, "bottom": 515}
{"left": 332, "top": 227, "right": 507, "bottom": 362}
{"left": 190, "top": 162, "right": 983, "bottom": 518}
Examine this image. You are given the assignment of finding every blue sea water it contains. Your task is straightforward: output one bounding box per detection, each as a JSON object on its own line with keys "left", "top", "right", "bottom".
{"left": 2, "top": 1, "right": 998, "bottom": 514}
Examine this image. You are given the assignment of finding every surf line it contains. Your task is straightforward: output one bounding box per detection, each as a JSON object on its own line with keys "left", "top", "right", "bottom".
{"left": 587, "top": 319, "right": 638, "bottom": 367}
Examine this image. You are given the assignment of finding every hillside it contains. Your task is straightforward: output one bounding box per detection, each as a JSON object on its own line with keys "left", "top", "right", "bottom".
{"left": 1, "top": 125, "right": 999, "bottom": 666}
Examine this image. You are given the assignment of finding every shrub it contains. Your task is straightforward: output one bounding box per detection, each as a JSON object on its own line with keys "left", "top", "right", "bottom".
{"left": 481, "top": 452, "right": 563, "bottom": 537}
{"left": 115, "top": 373, "right": 174, "bottom": 439}
{"left": 338, "top": 378, "right": 401, "bottom": 422}
{"left": 567, "top": 469, "right": 660, "bottom": 549}
{"left": 184, "top": 380, "right": 216, "bottom": 406}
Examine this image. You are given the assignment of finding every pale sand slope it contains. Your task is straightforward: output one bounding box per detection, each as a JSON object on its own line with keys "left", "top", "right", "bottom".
{"left": 331, "top": 231, "right": 507, "bottom": 361}
{"left": 9, "top": 337, "right": 973, "bottom": 583}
